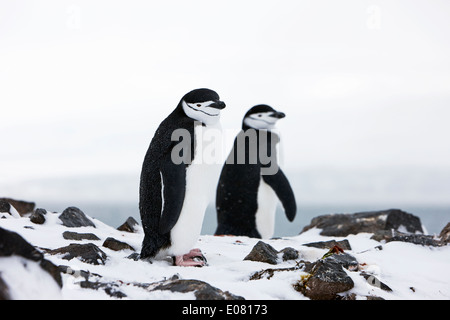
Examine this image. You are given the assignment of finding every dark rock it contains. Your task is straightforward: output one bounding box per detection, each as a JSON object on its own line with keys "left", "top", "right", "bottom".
{"left": 279, "top": 247, "right": 299, "bottom": 261}
{"left": 153, "top": 279, "right": 245, "bottom": 300}
{"left": 79, "top": 280, "right": 127, "bottom": 298}
{"left": 295, "top": 259, "right": 354, "bottom": 300}
{"left": 126, "top": 252, "right": 141, "bottom": 261}
{"left": 117, "top": 216, "right": 139, "bottom": 233}
{"left": 325, "top": 253, "right": 359, "bottom": 271}
{"left": 249, "top": 266, "right": 301, "bottom": 280}
{"left": 58, "top": 265, "right": 92, "bottom": 280}
{"left": 0, "top": 227, "right": 62, "bottom": 287}
{"left": 371, "top": 230, "right": 441, "bottom": 246}
{"left": 59, "top": 207, "right": 96, "bottom": 228}
{"left": 0, "top": 226, "right": 43, "bottom": 261}
{"left": 0, "top": 275, "right": 11, "bottom": 300}
{"left": 360, "top": 272, "right": 392, "bottom": 292}
{"left": 39, "top": 259, "right": 63, "bottom": 287}
{"left": 244, "top": 241, "right": 278, "bottom": 265}
{"left": 366, "top": 295, "right": 385, "bottom": 300}
{"left": 337, "top": 293, "right": 357, "bottom": 300}
{"left": 30, "top": 208, "right": 46, "bottom": 224}
{"left": 0, "top": 198, "right": 35, "bottom": 216}
{"left": 0, "top": 200, "right": 11, "bottom": 214}
{"left": 102, "top": 237, "right": 135, "bottom": 251}
{"left": 303, "top": 239, "right": 352, "bottom": 250}
{"left": 301, "top": 209, "right": 423, "bottom": 237}
{"left": 439, "top": 222, "right": 450, "bottom": 245}
{"left": 62, "top": 231, "right": 100, "bottom": 241}
{"left": 49, "top": 243, "right": 107, "bottom": 265}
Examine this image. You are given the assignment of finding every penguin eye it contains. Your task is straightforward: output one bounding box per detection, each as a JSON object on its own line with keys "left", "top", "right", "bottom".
{"left": 196, "top": 104, "right": 202, "bottom": 107}
{"left": 258, "top": 114, "right": 262, "bottom": 117}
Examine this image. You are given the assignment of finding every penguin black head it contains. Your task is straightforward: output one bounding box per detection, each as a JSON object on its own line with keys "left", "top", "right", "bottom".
{"left": 242, "top": 104, "right": 286, "bottom": 130}
{"left": 180, "top": 88, "right": 226, "bottom": 125}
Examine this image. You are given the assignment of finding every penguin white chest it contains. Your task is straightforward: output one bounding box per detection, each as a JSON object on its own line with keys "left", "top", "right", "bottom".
{"left": 169, "top": 124, "right": 222, "bottom": 255}
{"left": 255, "top": 177, "right": 278, "bottom": 239}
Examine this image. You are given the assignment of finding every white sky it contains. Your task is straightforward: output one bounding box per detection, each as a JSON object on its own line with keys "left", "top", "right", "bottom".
{"left": 1, "top": 1, "right": 450, "bottom": 203}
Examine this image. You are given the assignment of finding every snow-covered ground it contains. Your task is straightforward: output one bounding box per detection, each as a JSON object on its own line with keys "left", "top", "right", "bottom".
{"left": 0, "top": 210, "right": 449, "bottom": 300}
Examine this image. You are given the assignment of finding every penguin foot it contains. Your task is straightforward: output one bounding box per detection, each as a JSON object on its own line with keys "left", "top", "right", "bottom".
{"left": 174, "top": 249, "right": 207, "bottom": 267}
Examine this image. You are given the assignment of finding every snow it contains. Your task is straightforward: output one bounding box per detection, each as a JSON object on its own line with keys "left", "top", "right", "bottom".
{"left": 1, "top": 211, "right": 449, "bottom": 300}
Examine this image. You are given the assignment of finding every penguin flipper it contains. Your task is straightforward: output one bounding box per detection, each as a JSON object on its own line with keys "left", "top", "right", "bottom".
{"left": 158, "top": 153, "right": 187, "bottom": 234}
{"left": 262, "top": 169, "right": 296, "bottom": 221}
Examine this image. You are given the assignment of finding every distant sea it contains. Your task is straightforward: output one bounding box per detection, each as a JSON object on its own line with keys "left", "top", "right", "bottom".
{"left": 38, "top": 201, "right": 449, "bottom": 237}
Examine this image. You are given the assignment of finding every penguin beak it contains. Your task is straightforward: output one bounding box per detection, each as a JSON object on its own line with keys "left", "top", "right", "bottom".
{"left": 208, "top": 101, "right": 226, "bottom": 110}
{"left": 271, "top": 111, "right": 285, "bottom": 119}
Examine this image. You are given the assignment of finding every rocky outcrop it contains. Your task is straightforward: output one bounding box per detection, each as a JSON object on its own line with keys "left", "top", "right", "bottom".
{"left": 0, "top": 226, "right": 62, "bottom": 291}
{"left": 295, "top": 257, "right": 354, "bottom": 300}
{"left": 371, "top": 230, "right": 441, "bottom": 246}
{"left": 292, "top": 245, "right": 360, "bottom": 300}
{"left": 0, "top": 198, "right": 35, "bottom": 216}
{"left": 301, "top": 209, "right": 423, "bottom": 237}
{"left": 1, "top": 200, "right": 447, "bottom": 300}
{"left": 49, "top": 243, "right": 107, "bottom": 265}
{"left": 150, "top": 277, "right": 245, "bottom": 300}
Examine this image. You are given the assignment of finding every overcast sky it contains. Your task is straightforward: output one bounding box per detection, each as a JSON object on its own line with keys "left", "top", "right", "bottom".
{"left": 1, "top": 1, "right": 450, "bottom": 204}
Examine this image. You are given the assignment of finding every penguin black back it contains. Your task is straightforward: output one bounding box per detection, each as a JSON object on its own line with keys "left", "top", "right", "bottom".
{"left": 139, "top": 88, "right": 225, "bottom": 260}
{"left": 215, "top": 105, "right": 296, "bottom": 238}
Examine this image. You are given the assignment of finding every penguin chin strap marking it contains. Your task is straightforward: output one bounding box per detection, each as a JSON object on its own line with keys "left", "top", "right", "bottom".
{"left": 186, "top": 103, "right": 219, "bottom": 117}
{"left": 248, "top": 115, "right": 277, "bottom": 125}
{"left": 244, "top": 116, "right": 277, "bottom": 130}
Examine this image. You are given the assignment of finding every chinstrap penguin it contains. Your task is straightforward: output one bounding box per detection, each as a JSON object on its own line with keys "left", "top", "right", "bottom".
{"left": 215, "top": 104, "right": 296, "bottom": 239}
{"left": 139, "top": 88, "right": 226, "bottom": 266}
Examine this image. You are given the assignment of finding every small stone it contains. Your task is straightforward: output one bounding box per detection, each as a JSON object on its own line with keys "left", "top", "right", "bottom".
{"left": 102, "top": 237, "right": 135, "bottom": 251}
{"left": 244, "top": 241, "right": 278, "bottom": 265}
{"left": 79, "top": 280, "right": 127, "bottom": 298}
{"left": 62, "top": 231, "right": 100, "bottom": 241}
{"left": 360, "top": 272, "right": 392, "bottom": 292}
{"left": 59, "top": 207, "right": 96, "bottom": 228}
{"left": 326, "top": 252, "right": 359, "bottom": 271}
{"left": 0, "top": 200, "right": 11, "bottom": 213}
{"left": 303, "top": 239, "right": 352, "bottom": 251}
{"left": 126, "top": 252, "right": 141, "bottom": 261}
{"left": 117, "top": 216, "right": 139, "bottom": 233}
{"left": 30, "top": 208, "right": 46, "bottom": 224}
{"left": 279, "top": 247, "right": 299, "bottom": 261}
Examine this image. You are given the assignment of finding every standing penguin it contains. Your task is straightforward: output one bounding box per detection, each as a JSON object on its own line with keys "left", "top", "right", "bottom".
{"left": 139, "top": 88, "right": 226, "bottom": 266}
{"left": 215, "top": 105, "right": 296, "bottom": 239}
